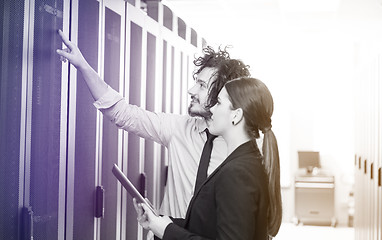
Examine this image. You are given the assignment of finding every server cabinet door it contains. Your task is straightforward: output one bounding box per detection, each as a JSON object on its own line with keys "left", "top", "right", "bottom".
{"left": 71, "top": 1, "right": 125, "bottom": 239}
{"left": 144, "top": 31, "right": 156, "bottom": 208}
{"left": 126, "top": 20, "right": 143, "bottom": 240}
{"left": 71, "top": 0, "right": 99, "bottom": 239}
{"left": 0, "top": 1, "right": 25, "bottom": 239}
{"left": 142, "top": 31, "right": 157, "bottom": 240}
{"left": 28, "top": 0, "right": 65, "bottom": 239}
{"left": 100, "top": 5, "right": 123, "bottom": 240}
{"left": 159, "top": 40, "right": 169, "bottom": 203}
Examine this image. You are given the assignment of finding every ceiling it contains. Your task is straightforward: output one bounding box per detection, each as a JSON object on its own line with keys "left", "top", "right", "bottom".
{"left": 162, "top": 0, "right": 382, "bottom": 46}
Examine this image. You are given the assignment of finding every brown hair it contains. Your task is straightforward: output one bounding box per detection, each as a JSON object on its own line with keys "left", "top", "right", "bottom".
{"left": 193, "top": 46, "right": 250, "bottom": 112}
{"left": 225, "top": 77, "right": 282, "bottom": 238}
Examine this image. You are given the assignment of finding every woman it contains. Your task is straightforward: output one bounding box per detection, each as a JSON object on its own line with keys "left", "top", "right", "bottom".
{"left": 134, "top": 77, "right": 282, "bottom": 239}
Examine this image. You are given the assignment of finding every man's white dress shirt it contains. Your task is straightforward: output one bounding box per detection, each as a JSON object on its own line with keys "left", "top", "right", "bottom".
{"left": 93, "top": 86, "right": 227, "bottom": 217}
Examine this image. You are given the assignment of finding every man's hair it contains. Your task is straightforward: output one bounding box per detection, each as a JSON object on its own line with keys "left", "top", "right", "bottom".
{"left": 193, "top": 46, "right": 250, "bottom": 109}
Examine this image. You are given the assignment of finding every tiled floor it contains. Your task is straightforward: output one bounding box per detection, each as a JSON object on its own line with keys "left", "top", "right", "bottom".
{"left": 273, "top": 223, "right": 354, "bottom": 240}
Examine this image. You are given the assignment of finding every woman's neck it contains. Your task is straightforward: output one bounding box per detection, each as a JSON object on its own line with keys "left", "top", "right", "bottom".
{"left": 223, "top": 129, "right": 251, "bottom": 156}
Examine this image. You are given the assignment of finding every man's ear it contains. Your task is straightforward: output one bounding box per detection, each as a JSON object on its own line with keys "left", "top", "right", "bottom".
{"left": 232, "top": 108, "right": 244, "bottom": 125}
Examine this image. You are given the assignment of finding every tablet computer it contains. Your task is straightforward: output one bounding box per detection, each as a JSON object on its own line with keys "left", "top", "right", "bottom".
{"left": 112, "top": 164, "right": 158, "bottom": 216}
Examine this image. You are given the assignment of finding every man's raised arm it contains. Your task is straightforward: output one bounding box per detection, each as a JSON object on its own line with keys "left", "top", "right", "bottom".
{"left": 56, "top": 29, "right": 108, "bottom": 100}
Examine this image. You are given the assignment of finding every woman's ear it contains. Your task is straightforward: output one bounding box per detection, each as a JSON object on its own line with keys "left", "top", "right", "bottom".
{"left": 232, "top": 108, "right": 244, "bottom": 125}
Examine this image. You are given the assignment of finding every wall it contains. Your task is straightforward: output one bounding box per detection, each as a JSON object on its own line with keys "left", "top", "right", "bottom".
{"left": 223, "top": 32, "right": 355, "bottom": 225}
{"left": 213, "top": 0, "right": 382, "bottom": 226}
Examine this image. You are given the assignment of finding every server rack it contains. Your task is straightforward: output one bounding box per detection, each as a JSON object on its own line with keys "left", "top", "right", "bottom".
{"left": 0, "top": 0, "right": 204, "bottom": 239}
{"left": 354, "top": 49, "right": 382, "bottom": 240}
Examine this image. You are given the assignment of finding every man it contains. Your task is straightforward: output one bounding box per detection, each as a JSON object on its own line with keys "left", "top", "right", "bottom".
{"left": 56, "top": 30, "right": 250, "bottom": 217}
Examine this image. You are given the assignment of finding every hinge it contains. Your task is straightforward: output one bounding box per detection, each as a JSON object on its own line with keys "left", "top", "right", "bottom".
{"left": 95, "top": 186, "right": 105, "bottom": 218}
{"left": 39, "top": 4, "right": 63, "bottom": 18}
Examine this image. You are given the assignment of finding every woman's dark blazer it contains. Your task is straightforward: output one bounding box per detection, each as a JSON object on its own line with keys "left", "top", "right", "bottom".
{"left": 162, "top": 141, "right": 269, "bottom": 240}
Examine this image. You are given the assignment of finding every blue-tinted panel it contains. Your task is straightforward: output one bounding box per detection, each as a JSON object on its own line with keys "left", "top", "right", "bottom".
{"left": 191, "top": 28, "right": 197, "bottom": 47}
{"left": 161, "top": 40, "right": 167, "bottom": 112}
{"left": 180, "top": 51, "right": 184, "bottom": 114}
{"left": 159, "top": 40, "right": 168, "bottom": 203}
{"left": 163, "top": 5, "right": 173, "bottom": 31}
{"left": 101, "top": 7, "right": 121, "bottom": 240}
{"left": 29, "top": 0, "right": 63, "bottom": 239}
{"left": 177, "top": 18, "right": 186, "bottom": 39}
{"left": 145, "top": 32, "right": 156, "bottom": 204}
{"left": 126, "top": 21, "right": 142, "bottom": 239}
{"left": 126, "top": 0, "right": 135, "bottom": 6}
{"left": 170, "top": 46, "right": 174, "bottom": 113}
{"left": 0, "top": 1, "right": 24, "bottom": 239}
{"left": 72, "top": 0, "right": 99, "bottom": 239}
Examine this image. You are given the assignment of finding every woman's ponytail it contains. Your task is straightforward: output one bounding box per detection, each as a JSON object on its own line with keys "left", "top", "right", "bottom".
{"left": 262, "top": 128, "right": 282, "bottom": 238}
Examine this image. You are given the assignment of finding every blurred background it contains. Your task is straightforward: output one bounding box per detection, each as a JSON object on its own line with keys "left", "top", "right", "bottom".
{"left": 164, "top": 0, "right": 382, "bottom": 233}
{"left": 1, "top": 0, "right": 381, "bottom": 239}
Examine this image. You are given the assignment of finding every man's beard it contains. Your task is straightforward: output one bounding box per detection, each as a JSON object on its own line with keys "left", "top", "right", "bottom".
{"left": 188, "top": 104, "right": 212, "bottom": 119}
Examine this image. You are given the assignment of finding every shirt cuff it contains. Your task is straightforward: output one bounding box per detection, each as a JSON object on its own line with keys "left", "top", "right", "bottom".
{"left": 93, "top": 86, "right": 123, "bottom": 109}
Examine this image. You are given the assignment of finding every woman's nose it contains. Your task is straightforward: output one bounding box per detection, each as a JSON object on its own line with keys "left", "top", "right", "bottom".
{"left": 210, "top": 105, "right": 216, "bottom": 114}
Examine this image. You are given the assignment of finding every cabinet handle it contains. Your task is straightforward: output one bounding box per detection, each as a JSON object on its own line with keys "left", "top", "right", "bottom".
{"left": 364, "top": 159, "right": 367, "bottom": 174}
{"left": 95, "top": 186, "right": 104, "bottom": 218}
{"left": 370, "top": 163, "right": 374, "bottom": 179}
{"left": 309, "top": 211, "right": 320, "bottom": 215}
{"left": 358, "top": 157, "right": 361, "bottom": 170}
{"left": 140, "top": 173, "right": 147, "bottom": 198}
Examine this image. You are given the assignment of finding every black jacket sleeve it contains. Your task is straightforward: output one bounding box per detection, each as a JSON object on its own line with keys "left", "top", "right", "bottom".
{"left": 162, "top": 162, "right": 263, "bottom": 240}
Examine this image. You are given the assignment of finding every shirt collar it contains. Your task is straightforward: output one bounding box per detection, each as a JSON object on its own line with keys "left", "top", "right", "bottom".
{"left": 194, "top": 117, "right": 210, "bottom": 134}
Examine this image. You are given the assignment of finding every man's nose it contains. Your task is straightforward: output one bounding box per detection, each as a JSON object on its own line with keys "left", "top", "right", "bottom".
{"left": 188, "top": 84, "right": 198, "bottom": 96}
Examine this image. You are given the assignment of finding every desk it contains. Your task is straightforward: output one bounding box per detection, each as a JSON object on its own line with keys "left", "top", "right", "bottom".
{"left": 294, "top": 170, "right": 336, "bottom": 226}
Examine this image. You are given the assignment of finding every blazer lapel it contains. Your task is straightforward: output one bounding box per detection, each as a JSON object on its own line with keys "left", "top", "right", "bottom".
{"left": 184, "top": 141, "right": 257, "bottom": 223}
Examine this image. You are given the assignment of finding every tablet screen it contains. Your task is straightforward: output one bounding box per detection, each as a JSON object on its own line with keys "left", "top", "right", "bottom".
{"left": 112, "top": 164, "right": 158, "bottom": 216}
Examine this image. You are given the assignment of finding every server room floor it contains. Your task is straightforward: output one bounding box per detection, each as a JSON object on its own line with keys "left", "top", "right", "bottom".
{"left": 274, "top": 223, "right": 354, "bottom": 240}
